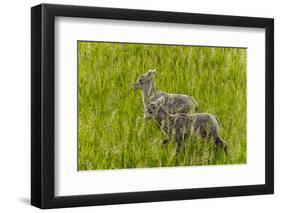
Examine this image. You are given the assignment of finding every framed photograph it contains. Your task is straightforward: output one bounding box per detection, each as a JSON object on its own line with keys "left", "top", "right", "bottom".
{"left": 31, "top": 3, "right": 274, "bottom": 209}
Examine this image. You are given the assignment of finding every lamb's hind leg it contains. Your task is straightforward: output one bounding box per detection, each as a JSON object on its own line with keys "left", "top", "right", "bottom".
{"left": 215, "top": 137, "right": 228, "bottom": 156}
{"left": 175, "top": 132, "right": 183, "bottom": 155}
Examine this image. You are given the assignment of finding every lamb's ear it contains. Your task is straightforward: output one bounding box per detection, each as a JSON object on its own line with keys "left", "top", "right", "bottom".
{"left": 155, "top": 96, "right": 165, "bottom": 107}
{"left": 147, "top": 69, "right": 156, "bottom": 78}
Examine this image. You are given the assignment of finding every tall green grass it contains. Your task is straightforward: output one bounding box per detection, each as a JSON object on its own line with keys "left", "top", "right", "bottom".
{"left": 78, "top": 41, "right": 246, "bottom": 170}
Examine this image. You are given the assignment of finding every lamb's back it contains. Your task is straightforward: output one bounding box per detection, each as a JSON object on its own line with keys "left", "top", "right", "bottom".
{"left": 156, "top": 91, "right": 198, "bottom": 114}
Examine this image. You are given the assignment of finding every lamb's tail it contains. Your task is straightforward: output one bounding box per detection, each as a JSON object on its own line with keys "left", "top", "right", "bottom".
{"left": 214, "top": 115, "right": 221, "bottom": 126}
{"left": 215, "top": 137, "right": 228, "bottom": 156}
{"left": 189, "top": 96, "right": 200, "bottom": 112}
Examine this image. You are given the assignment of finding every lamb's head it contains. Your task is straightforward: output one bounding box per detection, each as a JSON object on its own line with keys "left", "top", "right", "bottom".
{"left": 144, "top": 96, "right": 165, "bottom": 120}
{"left": 132, "top": 69, "right": 156, "bottom": 90}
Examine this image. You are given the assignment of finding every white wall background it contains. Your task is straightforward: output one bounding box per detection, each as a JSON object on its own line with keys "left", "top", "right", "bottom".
{"left": 0, "top": 0, "right": 279, "bottom": 212}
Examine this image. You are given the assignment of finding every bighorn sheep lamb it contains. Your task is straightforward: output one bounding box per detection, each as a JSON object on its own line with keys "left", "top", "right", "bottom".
{"left": 144, "top": 97, "right": 228, "bottom": 155}
{"left": 133, "top": 69, "right": 199, "bottom": 114}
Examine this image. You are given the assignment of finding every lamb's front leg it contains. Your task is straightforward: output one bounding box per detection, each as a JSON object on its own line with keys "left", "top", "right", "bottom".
{"left": 159, "top": 123, "right": 170, "bottom": 145}
{"left": 161, "top": 131, "right": 170, "bottom": 144}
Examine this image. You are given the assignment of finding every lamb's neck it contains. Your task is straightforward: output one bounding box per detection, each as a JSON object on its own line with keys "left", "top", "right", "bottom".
{"left": 155, "top": 107, "right": 171, "bottom": 131}
{"left": 142, "top": 81, "right": 157, "bottom": 105}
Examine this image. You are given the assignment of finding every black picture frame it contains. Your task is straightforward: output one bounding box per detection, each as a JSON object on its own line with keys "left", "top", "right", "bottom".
{"left": 31, "top": 3, "right": 274, "bottom": 209}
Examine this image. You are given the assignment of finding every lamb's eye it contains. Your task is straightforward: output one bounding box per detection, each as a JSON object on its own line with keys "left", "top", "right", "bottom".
{"left": 148, "top": 109, "right": 153, "bottom": 113}
{"left": 139, "top": 79, "right": 143, "bottom": 83}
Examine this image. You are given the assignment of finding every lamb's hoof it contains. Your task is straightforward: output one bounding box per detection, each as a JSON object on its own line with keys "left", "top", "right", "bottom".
{"left": 175, "top": 149, "right": 181, "bottom": 157}
{"left": 162, "top": 139, "right": 169, "bottom": 145}
{"left": 174, "top": 152, "right": 180, "bottom": 158}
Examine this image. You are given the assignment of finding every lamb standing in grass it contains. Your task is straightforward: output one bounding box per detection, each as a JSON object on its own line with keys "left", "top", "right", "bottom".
{"left": 144, "top": 97, "right": 228, "bottom": 155}
{"left": 133, "top": 69, "right": 199, "bottom": 114}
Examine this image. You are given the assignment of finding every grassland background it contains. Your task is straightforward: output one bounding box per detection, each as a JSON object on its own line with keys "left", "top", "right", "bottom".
{"left": 78, "top": 41, "right": 246, "bottom": 170}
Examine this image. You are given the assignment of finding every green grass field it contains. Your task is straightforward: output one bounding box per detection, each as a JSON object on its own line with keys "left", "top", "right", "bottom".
{"left": 78, "top": 41, "right": 247, "bottom": 170}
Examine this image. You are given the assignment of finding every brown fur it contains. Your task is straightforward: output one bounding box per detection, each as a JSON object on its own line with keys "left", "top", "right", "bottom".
{"left": 145, "top": 97, "right": 228, "bottom": 155}
{"left": 133, "top": 70, "right": 199, "bottom": 114}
